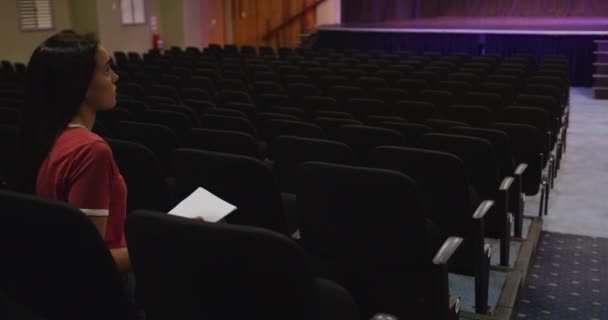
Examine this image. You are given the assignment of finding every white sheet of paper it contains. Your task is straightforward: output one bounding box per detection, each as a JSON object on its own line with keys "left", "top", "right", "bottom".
{"left": 169, "top": 187, "right": 236, "bottom": 222}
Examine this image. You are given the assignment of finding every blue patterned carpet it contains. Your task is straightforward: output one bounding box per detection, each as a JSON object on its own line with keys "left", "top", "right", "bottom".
{"left": 513, "top": 231, "right": 608, "bottom": 319}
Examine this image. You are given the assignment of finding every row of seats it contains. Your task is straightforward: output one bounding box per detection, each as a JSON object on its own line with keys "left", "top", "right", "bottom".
{"left": 0, "top": 44, "right": 570, "bottom": 319}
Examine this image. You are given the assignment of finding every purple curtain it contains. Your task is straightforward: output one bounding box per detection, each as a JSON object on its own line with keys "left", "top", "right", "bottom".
{"left": 341, "top": 0, "right": 423, "bottom": 23}
{"left": 342, "top": 0, "right": 608, "bottom": 22}
{"left": 437, "top": 0, "right": 608, "bottom": 16}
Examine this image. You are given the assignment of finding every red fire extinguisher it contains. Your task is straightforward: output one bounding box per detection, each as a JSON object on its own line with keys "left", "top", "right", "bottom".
{"left": 151, "top": 16, "right": 163, "bottom": 50}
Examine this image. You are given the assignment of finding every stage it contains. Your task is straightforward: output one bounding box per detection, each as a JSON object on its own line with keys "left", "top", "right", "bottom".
{"left": 315, "top": 17, "right": 608, "bottom": 86}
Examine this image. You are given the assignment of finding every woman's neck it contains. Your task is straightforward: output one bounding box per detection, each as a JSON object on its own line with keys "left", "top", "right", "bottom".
{"left": 70, "top": 104, "right": 96, "bottom": 130}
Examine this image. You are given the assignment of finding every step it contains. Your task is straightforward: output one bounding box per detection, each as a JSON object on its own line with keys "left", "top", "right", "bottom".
{"left": 596, "top": 66, "right": 608, "bottom": 74}
{"left": 595, "top": 53, "right": 608, "bottom": 63}
{"left": 593, "top": 87, "right": 608, "bottom": 99}
{"left": 594, "top": 63, "right": 608, "bottom": 71}
{"left": 595, "top": 40, "right": 608, "bottom": 51}
{"left": 593, "top": 76, "right": 608, "bottom": 87}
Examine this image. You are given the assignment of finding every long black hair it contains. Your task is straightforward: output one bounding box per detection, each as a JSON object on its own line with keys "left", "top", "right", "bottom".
{"left": 17, "top": 32, "right": 99, "bottom": 193}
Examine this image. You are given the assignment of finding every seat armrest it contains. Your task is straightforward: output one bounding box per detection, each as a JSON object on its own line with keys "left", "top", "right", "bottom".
{"left": 515, "top": 163, "right": 528, "bottom": 175}
{"left": 473, "top": 200, "right": 494, "bottom": 219}
{"left": 432, "top": 237, "right": 464, "bottom": 265}
{"left": 511, "top": 163, "right": 526, "bottom": 238}
{"left": 370, "top": 314, "right": 398, "bottom": 320}
{"left": 500, "top": 177, "right": 515, "bottom": 191}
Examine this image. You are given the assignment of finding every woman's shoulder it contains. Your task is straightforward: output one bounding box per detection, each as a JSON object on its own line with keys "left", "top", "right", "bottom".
{"left": 59, "top": 127, "right": 108, "bottom": 147}
{"left": 57, "top": 128, "right": 113, "bottom": 159}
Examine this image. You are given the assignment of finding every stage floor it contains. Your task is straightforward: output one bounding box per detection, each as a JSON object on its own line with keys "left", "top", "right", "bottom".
{"left": 318, "top": 17, "right": 608, "bottom": 35}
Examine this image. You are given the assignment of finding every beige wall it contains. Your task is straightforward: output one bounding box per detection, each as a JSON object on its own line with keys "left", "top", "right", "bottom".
{"left": 0, "top": 0, "right": 72, "bottom": 63}
{"left": 183, "top": 0, "right": 202, "bottom": 48}
{"left": 70, "top": 0, "right": 98, "bottom": 35}
{"left": 159, "top": 0, "right": 184, "bottom": 49}
{"left": 316, "top": 0, "right": 341, "bottom": 26}
{"left": 0, "top": 0, "right": 268, "bottom": 63}
{"left": 96, "top": 0, "right": 155, "bottom": 55}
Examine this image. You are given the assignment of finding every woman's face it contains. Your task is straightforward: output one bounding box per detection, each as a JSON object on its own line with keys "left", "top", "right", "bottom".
{"left": 85, "top": 46, "right": 119, "bottom": 110}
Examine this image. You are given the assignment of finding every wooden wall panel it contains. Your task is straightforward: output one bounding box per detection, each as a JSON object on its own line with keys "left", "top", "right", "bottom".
{"left": 208, "top": 0, "right": 226, "bottom": 45}
{"left": 231, "top": 0, "right": 319, "bottom": 49}
{"left": 232, "top": 0, "right": 259, "bottom": 46}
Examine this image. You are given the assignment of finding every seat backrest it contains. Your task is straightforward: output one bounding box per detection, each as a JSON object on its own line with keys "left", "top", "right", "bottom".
{"left": 183, "top": 99, "right": 216, "bottom": 116}
{"left": 116, "top": 82, "right": 145, "bottom": 99}
{"left": 418, "top": 133, "right": 499, "bottom": 199}
{"left": 478, "top": 82, "right": 515, "bottom": 105}
{"left": 329, "top": 86, "right": 364, "bottom": 107}
{"left": 253, "top": 81, "right": 286, "bottom": 96}
{"left": 486, "top": 75, "right": 521, "bottom": 91}
{"left": 297, "top": 161, "right": 429, "bottom": 317}
{"left": 524, "top": 84, "right": 563, "bottom": 105}
{"left": 418, "top": 90, "right": 454, "bottom": 113}
{"left": 396, "top": 79, "right": 429, "bottom": 97}
{"left": 187, "top": 128, "right": 260, "bottom": 159}
{"left": 271, "top": 136, "right": 354, "bottom": 193}
{"left": 0, "top": 190, "right": 134, "bottom": 320}
{"left": 139, "top": 110, "right": 193, "bottom": 142}
{"left": 143, "top": 95, "right": 178, "bottom": 107}
{"left": 357, "top": 77, "right": 388, "bottom": 92}
{"left": 437, "top": 80, "right": 471, "bottom": 98}
{"left": 365, "top": 115, "right": 406, "bottom": 126}
{"left": 501, "top": 106, "right": 551, "bottom": 136}
{"left": 491, "top": 123, "right": 543, "bottom": 195}
{"left": 187, "top": 76, "right": 216, "bottom": 93}
{"left": 462, "top": 92, "right": 505, "bottom": 115}
{"left": 448, "top": 127, "right": 515, "bottom": 180}
{"left": 181, "top": 88, "right": 211, "bottom": 101}
{"left": 0, "top": 125, "right": 18, "bottom": 187}
{"left": 345, "top": 98, "right": 387, "bottom": 120}
{"left": 287, "top": 83, "right": 320, "bottom": 103}
{"left": 258, "top": 93, "right": 291, "bottom": 110}
{"left": 424, "top": 119, "right": 471, "bottom": 133}
{"left": 319, "top": 75, "right": 349, "bottom": 91}
{"left": 314, "top": 117, "right": 361, "bottom": 139}
{"left": 375, "top": 70, "right": 405, "bottom": 86}
{"left": 217, "top": 90, "right": 253, "bottom": 107}
{"left": 297, "top": 160, "right": 426, "bottom": 265}
{"left": 262, "top": 119, "right": 326, "bottom": 142}
{"left": 149, "top": 84, "right": 180, "bottom": 102}
{"left": 107, "top": 139, "right": 171, "bottom": 212}
{"left": 393, "top": 100, "right": 438, "bottom": 123}
{"left": 173, "top": 148, "right": 287, "bottom": 234}
{"left": 254, "top": 72, "right": 282, "bottom": 84}
{"left": 411, "top": 71, "right": 440, "bottom": 86}
{"left": 224, "top": 102, "right": 257, "bottom": 121}
{"left": 96, "top": 108, "right": 136, "bottom": 133}
{"left": 299, "top": 96, "right": 339, "bottom": 114}
{"left": 125, "top": 210, "right": 320, "bottom": 320}
{"left": 446, "top": 105, "right": 493, "bottom": 128}
{"left": 515, "top": 94, "right": 560, "bottom": 118}
{"left": 269, "top": 106, "right": 306, "bottom": 120}
{"left": 447, "top": 72, "right": 480, "bottom": 86}
{"left": 370, "top": 146, "right": 472, "bottom": 237}
{"left": 338, "top": 125, "right": 404, "bottom": 164}
{"left": 201, "top": 114, "right": 257, "bottom": 137}
{"left": 373, "top": 88, "right": 408, "bottom": 107}
{"left": 0, "top": 107, "right": 20, "bottom": 126}
{"left": 375, "top": 122, "right": 432, "bottom": 146}
{"left": 116, "top": 121, "right": 180, "bottom": 175}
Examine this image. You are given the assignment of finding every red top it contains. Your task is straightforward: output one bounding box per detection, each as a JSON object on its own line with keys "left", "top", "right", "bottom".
{"left": 36, "top": 127, "right": 127, "bottom": 249}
